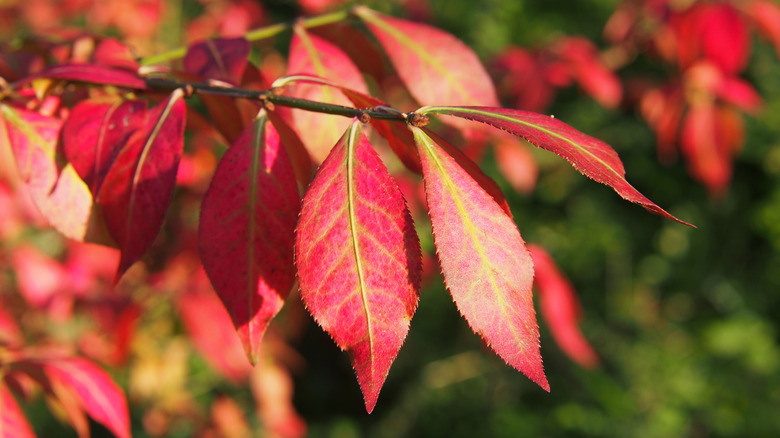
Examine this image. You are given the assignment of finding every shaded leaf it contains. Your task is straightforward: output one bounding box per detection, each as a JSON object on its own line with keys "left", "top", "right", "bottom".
{"left": 0, "top": 383, "right": 36, "bottom": 438}
{"left": 41, "top": 358, "right": 130, "bottom": 438}
{"left": 355, "top": 6, "right": 499, "bottom": 109}
{"left": 199, "top": 114, "right": 299, "bottom": 363}
{"left": 528, "top": 245, "right": 599, "bottom": 369}
{"left": 295, "top": 121, "right": 421, "bottom": 412}
{"left": 27, "top": 63, "right": 147, "bottom": 89}
{"left": 265, "top": 109, "right": 313, "bottom": 188}
{"left": 286, "top": 28, "right": 369, "bottom": 163}
{"left": 98, "top": 90, "right": 187, "bottom": 280}
{"left": 62, "top": 99, "right": 147, "bottom": 196}
{"left": 411, "top": 126, "right": 548, "bottom": 391}
{"left": 419, "top": 106, "right": 692, "bottom": 226}
{"left": 184, "top": 37, "right": 251, "bottom": 85}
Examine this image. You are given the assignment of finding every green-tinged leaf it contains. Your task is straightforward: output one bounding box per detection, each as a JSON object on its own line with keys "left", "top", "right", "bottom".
{"left": 412, "top": 126, "right": 549, "bottom": 391}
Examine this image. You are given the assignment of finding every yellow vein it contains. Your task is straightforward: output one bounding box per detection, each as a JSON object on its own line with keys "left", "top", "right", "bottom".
{"left": 346, "top": 122, "right": 374, "bottom": 366}
{"left": 413, "top": 128, "right": 525, "bottom": 348}
{"left": 245, "top": 116, "right": 265, "bottom": 358}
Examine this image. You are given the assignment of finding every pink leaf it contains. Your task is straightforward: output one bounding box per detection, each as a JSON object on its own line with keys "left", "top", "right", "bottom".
{"left": 98, "top": 90, "right": 187, "bottom": 281}
{"left": 528, "top": 245, "right": 599, "bottom": 369}
{"left": 1, "top": 105, "right": 93, "bottom": 240}
{"left": 286, "top": 28, "right": 369, "bottom": 163}
{"left": 419, "top": 106, "right": 692, "bottom": 226}
{"left": 199, "top": 114, "right": 299, "bottom": 363}
{"left": 411, "top": 126, "right": 548, "bottom": 391}
{"left": 62, "top": 99, "right": 148, "bottom": 196}
{"left": 41, "top": 358, "right": 130, "bottom": 438}
{"left": 1, "top": 383, "right": 36, "bottom": 438}
{"left": 355, "top": 6, "right": 499, "bottom": 109}
{"left": 184, "top": 37, "right": 251, "bottom": 85}
{"left": 295, "top": 121, "right": 421, "bottom": 412}
{"left": 27, "top": 63, "right": 147, "bottom": 89}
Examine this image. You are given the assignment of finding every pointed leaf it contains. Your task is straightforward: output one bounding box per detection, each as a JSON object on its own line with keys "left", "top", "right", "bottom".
{"left": 528, "top": 245, "right": 599, "bottom": 369}
{"left": 199, "top": 114, "right": 299, "bottom": 363}
{"left": 41, "top": 358, "right": 130, "bottom": 438}
{"left": 184, "top": 37, "right": 251, "bottom": 85}
{"left": 295, "top": 121, "right": 421, "bottom": 412}
{"left": 62, "top": 99, "right": 147, "bottom": 196}
{"left": 1, "top": 383, "right": 36, "bottom": 438}
{"left": 411, "top": 126, "right": 548, "bottom": 391}
{"left": 98, "top": 90, "right": 187, "bottom": 280}
{"left": 355, "top": 6, "right": 499, "bottom": 109}
{"left": 419, "top": 106, "right": 692, "bottom": 226}
{"left": 1, "top": 105, "right": 92, "bottom": 240}
{"left": 286, "top": 29, "right": 369, "bottom": 163}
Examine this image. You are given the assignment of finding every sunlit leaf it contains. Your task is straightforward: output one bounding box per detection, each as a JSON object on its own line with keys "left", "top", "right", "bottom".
{"left": 286, "top": 28, "right": 369, "bottom": 163}
{"left": 411, "top": 126, "right": 548, "bottom": 391}
{"left": 296, "top": 121, "right": 421, "bottom": 412}
{"left": 98, "top": 90, "right": 187, "bottom": 281}
{"left": 1, "top": 105, "right": 92, "bottom": 240}
{"left": 418, "top": 106, "right": 692, "bottom": 226}
{"left": 199, "top": 113, "right": 299, "bottom": 363}
{"left": 355, "top": 6, "right": 499, "bottom": 109}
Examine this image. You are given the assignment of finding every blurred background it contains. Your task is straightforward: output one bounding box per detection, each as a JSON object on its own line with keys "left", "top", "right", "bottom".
{"left": 1, "top": 0, "right": 779, "bottom": 437}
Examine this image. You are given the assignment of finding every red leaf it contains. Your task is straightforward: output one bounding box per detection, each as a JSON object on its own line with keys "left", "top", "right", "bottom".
{"left": 494, "top": 136, "right": 538, "bottom": 194}
{"left": 176, "top": 269, "right": 254, "bottom": 382}
{"left": 528, "top": 245, "right": 599, "bottom": 369}
{"left": 41, "top": 358, "right": 130, "bottom": 438}
{"left": 199, "top": 114, "right": 299, "bottom": 363}
{"left": 27, "top": 63, "right": 147, "bottom": 89}
{"left": 748, "top": 0, "right": 780, "bottom": 60}
{"left": 183, "top": 37, "right": 251, "bottom": 85}
{"left": 680, "top": 103, "right": 740, "bottom": 197}
{"left": 419, "top": 106, "right": 693, "bottom": 226}
{"left": 62, "top": 99, "right": 147, "bottom": 196}
{"left": 295, "top": 121, "right": 421, "bottom": 412}
{"left": 553, "top": 37, "right": 622, "bottom": 109}
{"left": 1, "top": 105, "right": 93, "bottom": 240}
{"left": 1, "top": 383, "right": 36, "bottom": 438}
{"left": 355, "top": 6, "right": 499, "bottom": 109}
{"left": 411, "top": 126, "right": 548, "bottom": 391}
{"left": 98, "top": 90, "right": 187, "bottom": 281}
{"left": 286, "top": 28, "right": 369, "bottom": 163}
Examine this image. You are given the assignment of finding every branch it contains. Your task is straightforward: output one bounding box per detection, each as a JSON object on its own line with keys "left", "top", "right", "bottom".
{"left": 142, "top": 77, "right": 408, "bottom": 122}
